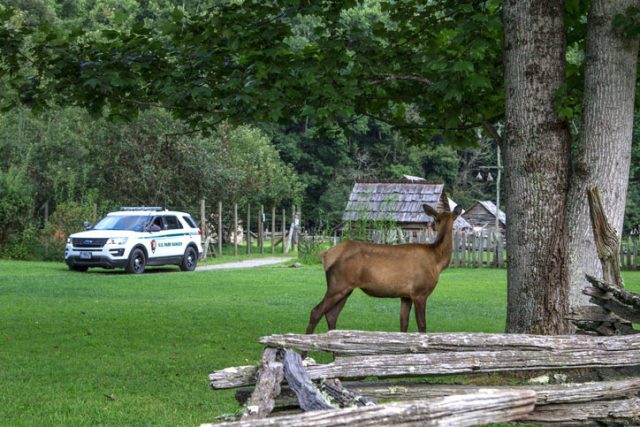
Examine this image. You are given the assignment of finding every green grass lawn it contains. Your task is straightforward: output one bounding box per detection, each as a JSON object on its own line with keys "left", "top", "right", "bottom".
{"left": 1, "top": 260, "right": 639, "bottom": 426}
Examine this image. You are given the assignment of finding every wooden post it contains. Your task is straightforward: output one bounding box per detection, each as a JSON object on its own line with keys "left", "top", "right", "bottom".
{"left": 241, "top": 347, "right": 284, "bottom": 420}
{"left": 44, "top": 201, "right": 49, "bottom": 257}
{"left": 290, "top": 205, "right": 296, "bottom": 254}
{"left": 453, "top": 231, "right": 459, "bottom": 268}
{"left": 247, "top": 204, "right": 251, "bottom": 255}
{"left": 271, "top": 207, "right": 276, "bottom": 254}
{"left": 259, "top": 205, "right": 264, "bottom": 254}
{"left": 634, "top": 238, "right": 638, "bottom": 270}
{"left": 218, "top": 201, "right": 222, "bottom": 257}
{"left": 200, "top": 199, "right": 206, "bottom": 244}
{"left": 234, "top": 203, "right": 238, "bottom": 256}
{"left": 282, "top": 208, "right": 286, "bottom": 254}
{"left": 461, "top": 232, "right": 467, "bottom": 267}
{"left": 297, "top": 205, "right": 302, "bottom": 254}
{"left": 497, "top": 233, "right": 504, "bottom": 267}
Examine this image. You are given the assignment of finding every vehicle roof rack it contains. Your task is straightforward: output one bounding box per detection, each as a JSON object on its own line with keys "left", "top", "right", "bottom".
{"left": 119, "top": 206, "right": 165, "bottom": 211}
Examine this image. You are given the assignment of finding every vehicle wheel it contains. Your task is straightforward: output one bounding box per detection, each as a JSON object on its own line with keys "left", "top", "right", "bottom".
{"left": 180, "top": 247, "right": 198, "bottom": 271}
{"left": 125, "top": 248, "right": 146, "bottom": 274}
{"left": 69, "top": 265, "right": 88, "bottom": 272}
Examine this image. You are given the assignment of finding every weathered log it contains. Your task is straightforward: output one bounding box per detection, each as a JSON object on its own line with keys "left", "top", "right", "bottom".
{"left": 210, "top": 365, "right": 261, "bottom": 390}
{"left": 566, "top": 305, "right": 622, "bottom": 323}
{"left": 210, "top": 347, "right": 640, "bottom": 389}
{"left": 570, "top": 320, "right": 624, "bottom": 336}
{"left": 588, "top": 295, "right": 640, "bottom": 324}
{"left": 319, "top": 378, "right": 376, "bottom": 408}
{"left": 236, "top": 378, "right": 640, "bottom": 410}
{"left": 236, "top": 377, "right": 640, "bottom": 409}
{"left": 281, "top": 349, "right": 334, "bottom": 411}
{"left": 241, "top": 348, "right": 283, "bottom": 420}
{"left": 586, "top": 274, "right": 640, "bottom": 310}
{"left": 200, "top": 389, "right": 537, "bottom": 427}
{"left": 258, "top": 330, "right": 640, "bottom": 356}
{"left": 524, "top": 396, "right": 640, "bottom": 426}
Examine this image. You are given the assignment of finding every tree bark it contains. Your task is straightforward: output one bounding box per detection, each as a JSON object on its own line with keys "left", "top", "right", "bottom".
{"left": 503, "top": 1, "right": 572, "bottom": 333}
{"left": 566, "top": 0, "right": 640, "bottom": 315}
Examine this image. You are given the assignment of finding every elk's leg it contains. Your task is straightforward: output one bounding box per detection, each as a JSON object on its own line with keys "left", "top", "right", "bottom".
{"left": 325, "top": 291, "right": 353, "bottom": 330}
{"left": 400, "top": 297, "right": 412, "bottom": 332}
{"left": 413, "top": 298, "right": 427, "bottom": 333}
{"left": 306, "top": 289, "right": 352, "bottom": 335}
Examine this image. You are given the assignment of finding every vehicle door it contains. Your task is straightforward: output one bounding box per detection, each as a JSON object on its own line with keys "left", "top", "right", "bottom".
{"left": 161, "top": 215, "right": 186, "bottom": 258}
{"left": 147, "top": 216, "right": 168, "bottom": 260}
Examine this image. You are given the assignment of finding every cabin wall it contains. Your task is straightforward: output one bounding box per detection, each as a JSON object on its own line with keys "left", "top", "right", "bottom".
{"left": 462, "top": 206, "right": 505, "bottom": 232}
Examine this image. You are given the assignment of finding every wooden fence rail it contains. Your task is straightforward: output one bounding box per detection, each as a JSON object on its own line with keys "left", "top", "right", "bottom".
{"left": 206, "top": 331, "right": 640, "bottom": 426}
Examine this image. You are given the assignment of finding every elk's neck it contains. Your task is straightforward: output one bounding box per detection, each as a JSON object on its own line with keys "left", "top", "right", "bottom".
{"left": 428, "top": 221, "right": 454, "bottom": 270}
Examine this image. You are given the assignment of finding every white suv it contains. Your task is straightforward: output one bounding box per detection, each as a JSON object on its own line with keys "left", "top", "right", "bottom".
{"left": 65, "top": 207, "right": 203, "bottom": 274}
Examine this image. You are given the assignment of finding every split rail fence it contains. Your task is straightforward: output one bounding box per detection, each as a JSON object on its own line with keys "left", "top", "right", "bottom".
{"left": 204, "top": 330, "right": 640, "bottom": 426}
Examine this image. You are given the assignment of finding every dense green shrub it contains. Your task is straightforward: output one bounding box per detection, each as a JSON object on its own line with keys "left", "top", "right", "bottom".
{"left": 40, "top": 200, "right": 98, "bottom": 261}
{"left": 298, "top": 238, "right": 330, "bottom": 265}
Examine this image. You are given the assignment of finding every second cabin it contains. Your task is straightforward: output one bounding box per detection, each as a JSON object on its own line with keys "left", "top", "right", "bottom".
{"left": 462, "top": 200, "right": 506, "bottom": 234}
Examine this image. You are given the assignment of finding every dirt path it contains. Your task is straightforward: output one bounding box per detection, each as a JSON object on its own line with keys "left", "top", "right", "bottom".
{"left": 196, "top": 257, "right": 294, "bottom": 271}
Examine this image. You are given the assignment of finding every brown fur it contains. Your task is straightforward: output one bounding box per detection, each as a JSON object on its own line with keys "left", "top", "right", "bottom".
{"left": 306, "top": 201, "right": 462, "bottom": 334}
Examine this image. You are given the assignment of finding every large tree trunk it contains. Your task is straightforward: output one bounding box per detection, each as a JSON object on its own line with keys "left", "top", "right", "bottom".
{"left": 566, "top": 1, "right": 640, "bottom": 316}
{"left": 503, "top": 1, "right": 572, "bottom": 333}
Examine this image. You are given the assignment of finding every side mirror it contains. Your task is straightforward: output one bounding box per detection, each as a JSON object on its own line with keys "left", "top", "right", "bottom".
{"left": 83, "top": 220, "right": 93, "bottom": 230}
{"left": 147, "top": 225, "right": 161, "bottom": 232}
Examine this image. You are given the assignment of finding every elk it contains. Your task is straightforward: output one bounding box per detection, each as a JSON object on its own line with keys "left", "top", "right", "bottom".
{"left": 306, "top": 195, "right": 462, "bottom": 334}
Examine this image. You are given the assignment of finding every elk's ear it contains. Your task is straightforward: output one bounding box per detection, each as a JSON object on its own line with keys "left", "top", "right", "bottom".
{"left": 453, "top": 205, "right": 463, "bottom": 217}
{"left": 423, "top": 203, "right": 438, "bottom": 218}
{"left": 440, "top": 192, "right": 451, "bottom": 213}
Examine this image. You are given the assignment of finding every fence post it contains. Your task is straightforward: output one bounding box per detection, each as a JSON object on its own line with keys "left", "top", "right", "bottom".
{"left": 44, "top": 201, "right": 49, "bottom": 258}
{"left": 453, "top": 231, "right": 459, "bottom": 268}
{"left": 271, "top": 206, "right": 276, "bottom": 255}
{"left": 297, "top": 205, "right": 302, "bottom": 254}
{"left": 259, "top": 205, "right": 264, "bottom": 254}
{"left": 461, "top": 232, "right": 467, "bottom": 267}
{"left": 200, "top": 199, "right": 206, "bottom": 244}
{"left": 234, "top": 203, "right": 238, "bottom": 256}
{"left": 497, "top": 233, "right": 504, "bottom": 267}
{"left": 282, "top": 208, "right": 286, "bottom": 254}
{"left": 286, "top": 205, "right": 295, "bottom": 254}
{"left": 246, "top": 204, "right": 251, "bottom": 255}
{"left": 218, "top": 201, "right": 223, "bottom": 257}
{"left": 634, "top": 238, "right": 638, "bottom": 270}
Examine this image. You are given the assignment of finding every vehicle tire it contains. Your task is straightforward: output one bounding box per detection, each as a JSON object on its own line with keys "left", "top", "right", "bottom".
{"left": 180, "top": 246, "right": 198, "bottom": 271}
{"left": 125, "top": 248, "right": 146, "bottom": 274}
{"left": 69, "top": 265, "right": 88, "bottom": 272}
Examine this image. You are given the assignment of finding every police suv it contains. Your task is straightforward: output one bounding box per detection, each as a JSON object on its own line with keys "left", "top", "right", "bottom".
{"left": 65, "top": 207, "right": 203, "bottom": 274}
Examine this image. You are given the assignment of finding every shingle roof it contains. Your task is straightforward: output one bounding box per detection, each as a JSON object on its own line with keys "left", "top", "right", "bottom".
{"left": 342, "top": 182, "right": 471, "bottom": 229}
{"left": 477, "top": 200, "right": 507, "bottom": 225}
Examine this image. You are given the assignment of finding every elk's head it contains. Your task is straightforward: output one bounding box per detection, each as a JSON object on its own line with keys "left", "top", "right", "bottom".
{"left": 423, "top": 192, "right": 463, "bottom": 232}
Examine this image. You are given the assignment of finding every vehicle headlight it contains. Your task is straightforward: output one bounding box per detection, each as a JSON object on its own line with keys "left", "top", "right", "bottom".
{"left": 107, "top": 237, "right": 128, "bottom": 245}
{"left": 67, "top": 237, "right": 71, "bottom": 244}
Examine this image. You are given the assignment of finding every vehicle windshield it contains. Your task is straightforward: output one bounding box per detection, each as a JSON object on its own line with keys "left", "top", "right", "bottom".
{"left": 93, "top": 215, "right": 151, "bottom": 231}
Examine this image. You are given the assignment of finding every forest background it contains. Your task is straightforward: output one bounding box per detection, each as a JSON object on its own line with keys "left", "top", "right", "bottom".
{"left": 1, "top": 0, "right": 639, "bottom": 261}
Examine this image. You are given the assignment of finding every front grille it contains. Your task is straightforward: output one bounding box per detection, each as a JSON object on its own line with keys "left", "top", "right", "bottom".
{"left": 72, "top": 238, "right": 108, "bottom": 248}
